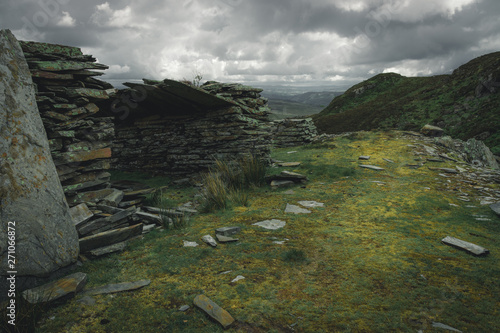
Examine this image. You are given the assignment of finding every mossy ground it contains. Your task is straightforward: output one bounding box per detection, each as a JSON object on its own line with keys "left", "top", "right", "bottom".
{"left": 37, "top": 131, "right": 500, "bottom": 332}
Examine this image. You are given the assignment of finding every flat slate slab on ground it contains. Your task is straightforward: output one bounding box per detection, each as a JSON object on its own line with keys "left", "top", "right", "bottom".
{"left": 253, "top": 219, "right": 286, "bottom": 230}
{"left": 79, "top": 223, "right": 143, "bottom": 253}
{"left": 216, "top": 234, "right": 239, "bottom": 243}
{"left": 22, "top": 272, "right": 87, "bottom": 304}
{"left": 193, "top": 294, "right": 235, "bottom": 329}
{"left": 202, "top": 235, "right": 217, "bottom": 247}
{"left": 285, "top": 203, "right": 311, "bottom": 214}
{"left": 298, "top": 201, "right": 324, "bottom": 208}
{"left": 83, "top": 279, "right": 151, "bottom": 296}
{"left": 215, "top": 226, "right": 241, "bottom": 236}
{"left": 441, "top": 236, "right": 489, "bottom": 256}
{"left": 359, "top": 164, "right": 385, "bottom": 171}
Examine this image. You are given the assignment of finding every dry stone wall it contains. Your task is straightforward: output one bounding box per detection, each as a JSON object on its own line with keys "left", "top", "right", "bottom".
{"left": 271, "top": 118, "right": 318, "bottom": 147}
{"left": 113, "top": 80, "right": 273, "bottom": 176}
{"left": 19, "top": 40, "right": 118, "bottom": 208}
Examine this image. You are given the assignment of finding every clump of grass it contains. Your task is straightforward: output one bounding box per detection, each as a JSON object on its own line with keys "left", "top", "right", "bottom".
{"left": 238, "top": 154, "right": 267, "bottom": 187}
{"left": 282, "top": 249, "right": 308, "bottom": 263}
{"left": 200, "top": 171, "right": 228, "bottom": 212}
{"left": 229, "top": 188, "right": 250, "bottom": 207}
{"left": 148, "top": 188, "right": 188, "bottom": 229}
{"left": 200, "top": 154, "right": 267, "bottom": 212}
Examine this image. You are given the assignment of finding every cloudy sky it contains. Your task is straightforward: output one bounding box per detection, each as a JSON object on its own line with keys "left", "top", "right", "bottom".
{"left": 1, "top": 0, "right": 499, "bottom": 90}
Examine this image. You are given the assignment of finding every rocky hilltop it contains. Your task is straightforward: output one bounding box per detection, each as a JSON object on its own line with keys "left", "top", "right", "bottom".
{"left": 313, "top": 52, "right": 500, "bottom": 155}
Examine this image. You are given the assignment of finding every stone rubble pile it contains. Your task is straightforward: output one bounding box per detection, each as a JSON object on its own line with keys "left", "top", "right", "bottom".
{"left": 113, "top": 79, "right": 273, "bottom": 176}
{"left": 271, "top": 118, "right": 318, "bottom": 147}
{"left": 401, "top": 132, "right": 500, "bottom": 206}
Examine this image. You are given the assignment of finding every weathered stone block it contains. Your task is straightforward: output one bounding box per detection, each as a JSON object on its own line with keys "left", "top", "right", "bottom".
{"left": 0, "top": 30, "right": 79, "bottom": 282}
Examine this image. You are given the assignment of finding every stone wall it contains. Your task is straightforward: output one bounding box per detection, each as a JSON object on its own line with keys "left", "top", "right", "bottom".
{"left": 19, "top": 41, "right": 118, "bottom": 207}
{"left": 271, "top": 118, "right": 318, "bottom": 147}
{"left": 113, "top": 79, "right": 273, "bottom": 176}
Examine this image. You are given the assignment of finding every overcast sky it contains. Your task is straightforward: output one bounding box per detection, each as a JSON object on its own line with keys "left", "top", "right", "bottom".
{"left": 1, "top": 0, "right": 499, "bottom": 90}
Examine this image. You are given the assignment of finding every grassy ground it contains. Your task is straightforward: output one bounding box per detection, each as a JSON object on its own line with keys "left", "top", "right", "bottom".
{"left": 36, "top": 131, "right": 500, "bottom": 332}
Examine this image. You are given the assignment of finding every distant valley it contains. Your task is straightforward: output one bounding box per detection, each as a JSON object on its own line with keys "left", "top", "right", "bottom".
{"left": 261, "top": 90, "right": 343, "bottom": 120}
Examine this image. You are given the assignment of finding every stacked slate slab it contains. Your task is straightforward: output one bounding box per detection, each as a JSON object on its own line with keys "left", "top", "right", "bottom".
{"left": 271, "top": 118, "right": 318, "bottom": 147}
{"left": 200, "top": 81, "right": 271, "bottom": 119}
{"left": 112, "top": 79, "right": 273, "bottom": 176}
{"left": 20, "top": 40, "right": 118, "bottom": 207}
{"left": 18, "top": 41, "right": 153, "bottom": 255}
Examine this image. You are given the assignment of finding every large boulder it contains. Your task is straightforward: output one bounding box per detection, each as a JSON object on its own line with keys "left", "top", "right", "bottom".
{"left": 0, "top": 30, "right": 79, "bottom": 291}
{"left": 463, "top": 138, "right": 499, "bottom": 169}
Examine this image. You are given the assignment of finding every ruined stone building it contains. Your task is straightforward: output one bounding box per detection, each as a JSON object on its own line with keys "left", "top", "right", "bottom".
{"left": 112, "top": 80, "right": 274, "bottom": 176}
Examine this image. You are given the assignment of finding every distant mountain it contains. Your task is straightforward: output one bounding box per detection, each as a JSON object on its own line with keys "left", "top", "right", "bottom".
{"left": 313, "top": 52, "right": 500, "bottom": 155}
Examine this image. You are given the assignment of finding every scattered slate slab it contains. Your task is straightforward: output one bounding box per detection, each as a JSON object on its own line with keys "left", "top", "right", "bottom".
{"left": 123, "top": 187, "right": 155, "bottom": 198}
{"left": 428, "top": 167, "right": 459, "bottom": 174}
{"left": 101, "top": 189, "right": 124, "bottom": 207}
{"left": 83, "top": 280, "right": 151, "bottom": 296}
{"left": 70, "top": 203, "right": 94, "bottom": 227}
{"left": 359, "top": 164, "right": 385, "bottom": 171}
{"left": 216, "top": 234, "right": 239, "bottom": 243}
{"left": 179, "top": 305, "right": 190, "bottom": 312}
{"left": 438, "top": 153, "right": 458, "bottom": 162}
{"left": 215, "top": 226, "right": 241, "bottom": 236}
{"left": 284, "top": 189, "right": 295, "bottom": 195}
{"left": 277, "top": 162, "right": 302, "bottom": 167}
{"left": 490, "top": 202, "right": 500, "bottom": 216}
{"left": 142, "top": 224, "right": 157, "bottom": 234}
{"left": 176, "top": 207, "right": 198, "bottom": 214}
{"left": 253, "top": 219, "right": 286, "bottom": 230}
{"left": 135, "top": 211, "right": 163, "bottom": 225}
{"left": 280, "top": 171, "right": 307, "bottom": 180}
{"left": 143, "top": 206, "right": 185, "bottom": 218}
{"left": 441, "top": 236, "right": 489, "bottom": 256}
{"left": 77, "top": 206, "right": 137, "bottom": 236}
{"left": 183, "top": 241, "right": 199, "bottom": 247}
{"left": 383, "top": 158, "right": 394, "bottom": 163}
{"left": 271, "top": 180, "right": 295, "bottom": 188}
{"left": 22, "top": 272, "right": 87, "bottom": 304}
{"left": 79, "top": 224, "right": 143, "bottom": 253}
{"left": 431, "top": 322, "right": 463, "bottom": 332}
{"left": 202, "top": 235, "right": 217, "bottom": 247}
{"left": 427, "top": 158, "right": 445, "bottom": 163}
{"left": 88, "top": 241, "right": 128, "bottom": 258}
{"left": 298, "top": 201, "right": 324, "bottom": 208}
{"left": 287, "top": 151, "right": 298, "bottom": 154}
{"left": 231, "top": 275, "right": 245, "bottom": 283}
{"left": 359, "top": 156, "right": 371, "bottom": 160}
{"left": 193, "top": 294, "right": 235, "bottom": 329}
{"left": 285, "top": 204, "right": 311, "bottom": 214}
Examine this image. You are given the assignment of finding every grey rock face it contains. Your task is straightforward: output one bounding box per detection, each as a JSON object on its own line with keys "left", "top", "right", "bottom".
{"left": 0, "top": 30, "right": 79, "bottom": 279}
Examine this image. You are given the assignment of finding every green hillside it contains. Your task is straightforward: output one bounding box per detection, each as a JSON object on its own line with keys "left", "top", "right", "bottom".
{"left": 313, "top": 52, "right": 500, "bottom": 154}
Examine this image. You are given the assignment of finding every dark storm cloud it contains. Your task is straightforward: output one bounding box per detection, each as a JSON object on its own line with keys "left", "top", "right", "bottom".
{"left": 1, "top": 0, "right": 499, "bottom": 88}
